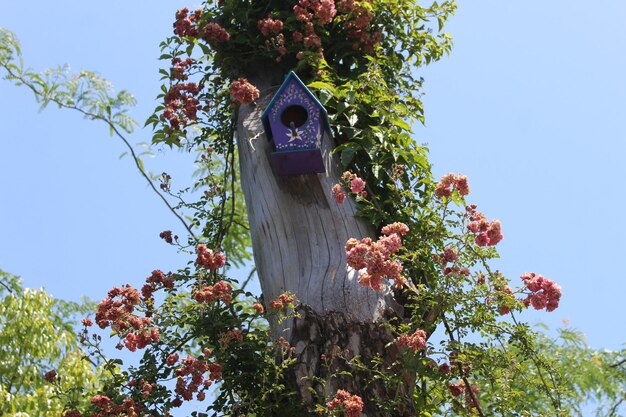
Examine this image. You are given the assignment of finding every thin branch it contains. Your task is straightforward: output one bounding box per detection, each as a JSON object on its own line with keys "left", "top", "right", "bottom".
{"left": 441, "top": 314, "right": 487, "bottom": 417}
{"left": 0, "top": 280, "right": 14, "bottom": 294}
{"left": 1, "top": 63, "right": 197, "bottom": 241}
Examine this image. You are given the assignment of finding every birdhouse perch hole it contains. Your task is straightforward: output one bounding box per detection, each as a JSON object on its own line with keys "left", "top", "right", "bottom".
{"left": 281, "top": 105, "right": 308, "bottom": 128}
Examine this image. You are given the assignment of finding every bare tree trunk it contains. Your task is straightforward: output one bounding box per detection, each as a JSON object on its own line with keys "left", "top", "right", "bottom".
{"left": 236, "top": 73, "right": 412, "bottom": 416}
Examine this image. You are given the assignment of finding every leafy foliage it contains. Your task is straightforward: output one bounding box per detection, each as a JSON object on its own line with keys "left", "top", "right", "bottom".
{"left": 3, "top": 1, "right": 626, "bottom": 416}
{"left": 0, "top": 270, "right": 99, "bottom": 417}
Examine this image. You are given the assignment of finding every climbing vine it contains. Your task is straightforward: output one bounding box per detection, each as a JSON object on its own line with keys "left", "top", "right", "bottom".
{"left": 3, "top": 1, "right": 625, "bottom": 416}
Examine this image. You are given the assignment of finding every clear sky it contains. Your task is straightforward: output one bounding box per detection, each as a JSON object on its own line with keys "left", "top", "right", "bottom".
{"left": 1, "top": 0, "right": 625, "bottom": 359}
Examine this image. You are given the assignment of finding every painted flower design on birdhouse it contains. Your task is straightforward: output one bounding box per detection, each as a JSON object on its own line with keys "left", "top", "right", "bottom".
{"left": 262, "top": 72, "right": 331, "bottom": 176}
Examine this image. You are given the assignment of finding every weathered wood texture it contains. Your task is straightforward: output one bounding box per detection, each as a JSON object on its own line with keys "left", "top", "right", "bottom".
{"left": 236, "top": 75, "right": 396, "bottom": 338}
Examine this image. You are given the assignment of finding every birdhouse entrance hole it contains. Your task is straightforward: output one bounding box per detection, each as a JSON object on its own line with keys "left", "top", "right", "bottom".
{"left": 281, "top": 105, "right": 308, "bottom": 128}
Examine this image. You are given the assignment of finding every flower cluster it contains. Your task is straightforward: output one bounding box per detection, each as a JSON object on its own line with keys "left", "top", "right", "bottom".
{"left": 203, "top": 22, "right": 230, "bottom": 42}
{"left": 95, "top": 285, "right": 142, "bottom": 330}
{"left": 521, "top": 272, "right": 561, "bottom": 312}
{"left": 159, "top": 230, "right": 174, "bottom": 244}
{"left": 269, "top": 292, "right": 295, "bottom": 309}
{"left": 167, "top": 353, "right": 179, "bottom": 366}
{"left": 466, "top": 205, "right": 503, "bottom": 247}
{"left": 332, "top": 184, "right": 346, "bottom": 204}
{"left": 193, "top": 280, "right": 233, "bottom": 304}
{"left": 173, "top": 8, "right": 202, "bottom": 37}
{"left": 295, "top": 0, "right": 337, "bottom": 25}
{"left": 258, "top": 17, "right": 284, "bottom": 36}
{"left": 337, "top": 0, "right": 380, "bottom": 52}
{"left": 252, "top": 302, "right": 265, "bottom": 314}
{"left": 229, "top": 78, "right": 260, "bottom": 104}
{"left": 196, "top": 244, "right": 227, "bottom": 270}
{"left": 174, "top": 352, "right": 222, "bottom": 404}
{"left": 123, "top": 327, "right": 160, "bottom": 352}
{"left": 396, "top": 328, "right": 427, "bottom": 352}
{"left": 170, "top": 57, "right": 194, "bottom": 81}
{"left": 141, "top": 269, "right": 174, "bottom": 300}
{"left": 219, "top": 329, "right": 244, "bottom": 349}
{"left": 44, "top": 370, "right": 58, "bottom": 383}
{"left": 89, "top": 395, "right": 143, "bottom": 417}
{"left": 433, "top": 246, "right": 471, "bottom": 277}
{"left": 326, "top": 389, "right": 364, "bottom": 417}
{"left": 345, "top": 222, "right": 409, "bottom": 291}
{"left": 162, "top": 82, "right": 202, "bottom": 130}
{"left": 332, "top": 171, "right": 367, "bottom": 203}
{"left": 435, "top": 172, "right": 470, "bottom": 198}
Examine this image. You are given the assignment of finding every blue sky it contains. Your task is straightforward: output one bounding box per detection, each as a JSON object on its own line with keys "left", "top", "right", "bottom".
{"left": 1, "top": 0, "right": 625, "bottom": 361}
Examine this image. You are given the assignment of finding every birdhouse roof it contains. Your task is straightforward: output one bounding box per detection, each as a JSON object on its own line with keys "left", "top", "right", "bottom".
{"left": 262, "top": 71, "right": 332, "bottom": 142}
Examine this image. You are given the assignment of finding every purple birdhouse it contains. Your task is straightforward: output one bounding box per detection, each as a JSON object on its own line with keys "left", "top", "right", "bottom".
{"left": 262, "top": 72, "right": 331, "bottom": 176}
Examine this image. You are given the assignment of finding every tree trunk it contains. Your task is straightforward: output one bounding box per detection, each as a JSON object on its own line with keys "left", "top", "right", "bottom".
{"left": 236, "top": 73, "right": 411, "bottom": 416}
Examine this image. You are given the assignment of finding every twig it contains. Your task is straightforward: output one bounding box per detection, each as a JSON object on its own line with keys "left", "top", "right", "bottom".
{"left": 1, "top": 64, "right": 197, "bottom": 241}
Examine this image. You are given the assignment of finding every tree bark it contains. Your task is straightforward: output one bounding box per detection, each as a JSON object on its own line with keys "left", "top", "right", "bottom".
{"left": 236, "top": 73, "right": 410, "bottom": 415}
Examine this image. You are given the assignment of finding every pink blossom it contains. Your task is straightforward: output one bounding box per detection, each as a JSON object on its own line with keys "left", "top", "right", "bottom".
{"left": 258, "top": 17, "right": 284, "bottom": 36}
{"left": 196, "top": 244, "right": 227, "bottom": 270}
{"left": 350, "top": 177, "right": 366, "bottom": 193}
{"left": 435, "top": 173, "right": 471, "bottom": 198}
{"left": 521, "top": 272, "right": 561, "bottom": 312}
{"left": 203, "top": 22, "right": 230, "bottom": 42}
{"left": 166, "top": 353, "right": 179, "bottom": 366}
{"left": 326, "top": 389, "right": 363, "bottom": 417}
{"left": 44, "top": 370, "right": 57, "bottom": 383}
{"left": 475, "top": 232, "right": 490, "bottom": 247}
{"left": 332, "top": 184, "right": 346, "bottom": 203}
{"left": 229, "top": 78, "right": 260, "bottom": 104}
{"left": 381, "top": 222, "right": 409, "bottom": 236}
{"left": 486, "top": 220, "right": 503, "bottom": 246}
{"left": 397, "top": 328, "right": 427, "bottom": 351}
{"left": 454, "top": 174, "right": 470, "bottom": 196}
{"left": 442, "top": 246, "right": 458, "bottom": 264}
{"left": 448, "top": 381, "right": 466, "bottom": 397}
{"left": 173, "top": 8, "right": 202, "bottom": 38}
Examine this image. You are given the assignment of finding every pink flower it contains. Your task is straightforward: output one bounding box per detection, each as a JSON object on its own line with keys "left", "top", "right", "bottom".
{"left": 454, "top": 174, "right": 470, "bottom": 196}
{"left": 346, "top": 227, "right": 407, "bottom": 291}
{"left": 229, "top": 78, "right": 260, "bottom": 104}
{"left": 448, "top": 381, "right": 466, "bottom": 397}
{"left": 381, "top": 222, "right": 409, "bottom": 236}
{"left": 203, "top": 22, "right": 230, "bottom": 42}
{"left": 332, "top": 184, "right": 346, "bottom": 203}
{"left": 350, "top": 177, "right": 366, "bottom": 193}
{"left": 521, "top": 272, "right": 561, "bottom": 312}
{"left": 173, "top": 8, "right": 202, "bottom": 38}
{"left": 193, "top": 280, "right": 232, "bottom": 305}
{"left": 475, "top": 232, "right": 490, "bottom": 247}
{"left": 486, "top": 220, "right": 503, "bottom": 245}
{"left": 166, "top": 353, "right": 179, "bottom": 366}
{"left": 91, "top": 395, "right": 112, "bottom": 411}
{"left": 258, "top": 17, "right": 284, "bottom": 36}
{"left": 441, "top": 246, "right": 458, "bottom": 264}
{"left": 44, "top": 370, "right": 57, "bottom": 383}
{"left": 196, "top": 244, "right": 227, "bottom": 270}
{"left": 326, "top": 389, "right": 363, "bottom": 417}
{"left": 435, "top": 173, "right": 471, "bottom": 197}
{"left": 397, "top": 328, "right": 427, "bottom": 351}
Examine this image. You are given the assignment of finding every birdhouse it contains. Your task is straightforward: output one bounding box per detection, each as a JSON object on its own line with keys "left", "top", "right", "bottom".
{"left": 262, "top": 72, "right": 331, "bottom": 176}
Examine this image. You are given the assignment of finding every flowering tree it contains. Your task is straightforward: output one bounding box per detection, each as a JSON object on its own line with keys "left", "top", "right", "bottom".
{"left": 2, "top": 1, "right": 626, "bottom": 416}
